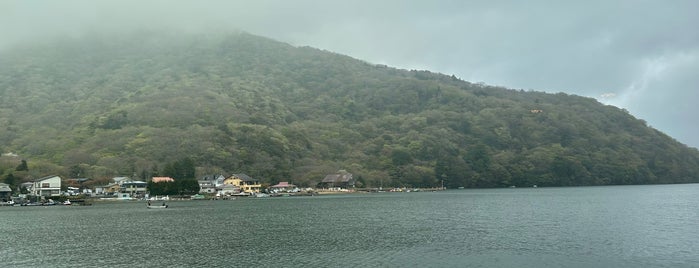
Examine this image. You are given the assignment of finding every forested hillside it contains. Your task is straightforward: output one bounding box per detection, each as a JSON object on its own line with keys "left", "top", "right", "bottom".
{"left": 1, "top": 32, "right": 698, "bottom": 188}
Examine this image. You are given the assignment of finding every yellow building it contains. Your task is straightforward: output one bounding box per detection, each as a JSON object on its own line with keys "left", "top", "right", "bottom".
{"left": 223, "top": 174, "right": 261, "bottom": 193}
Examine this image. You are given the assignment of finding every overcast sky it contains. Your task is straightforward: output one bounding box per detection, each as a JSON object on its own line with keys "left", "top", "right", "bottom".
{"left": 2, "top": 0, "right": 698, "bottom": 148}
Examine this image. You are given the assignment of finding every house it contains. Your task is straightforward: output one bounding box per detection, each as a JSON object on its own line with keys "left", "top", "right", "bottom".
{"left": 224, "top": 174, "right": 261, "bottom": 193}
{"left": 270, "top": 182, "right": 298, "bottom": 193}
{"left": 199, "top": 174, "right": 226, "bottom": 194}
{"left": 0, "top": 183, "right": 12, "bottom": 201}
{"left": 120, "top": 181, "right": 148, "bottom": 196}
{"left": 94, "top": 177, "right": 148, "bottom": 197}
{"left": 198, "top": 181, "right": 217, "bottom": 194}
{"left": 216, "top": 184, "right": 241, "bottom": 196}
{"left": 95, "top": 183, "right": 121, "bottom": 196}
{"left": 200, "top": 174, "right": 226, "bottom": 186}
{"left": 30, "top": 175, "right": 62, "bottom": 197}
{"left": 321, "top": 170, "right": 355, "bottom": 189}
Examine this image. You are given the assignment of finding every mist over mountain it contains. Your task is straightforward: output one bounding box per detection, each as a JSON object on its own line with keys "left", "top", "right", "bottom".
{"left": 1, "top": 32, "right": 698, "bottom": 188}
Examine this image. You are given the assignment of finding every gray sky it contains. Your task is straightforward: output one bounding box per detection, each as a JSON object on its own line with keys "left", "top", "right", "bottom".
{"left": 2, "top": 0, "right": 698, "bottom": 148}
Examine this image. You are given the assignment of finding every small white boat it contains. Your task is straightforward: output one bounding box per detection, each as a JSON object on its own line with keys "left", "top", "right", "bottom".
{"left": 63, "top": 200, "right": 72, "bottom": 205}
{"left": 146, "top": 202, "right": 168, "bottom": 209}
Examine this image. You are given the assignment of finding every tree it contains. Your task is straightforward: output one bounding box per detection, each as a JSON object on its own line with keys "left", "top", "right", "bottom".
{"left": 148, "top": 181, "right": 170, "bottom": 196}
{"left": 148, "top": 179, "right": 199, "bottom": 196}
{"left": 15, "top": 160, "right": 28, "bottom": 171}
{"left": 4, "top": 173, "right": 17, "bottom": 189}
{"left": 69, "top": 165, "right": 85, "bottom": 178}
{"left": 177, "top": 179, "right": 200, "bottom": 195}
{"left": 465, "top": 144, "right": 490, "bottom": 173}
{"left": 391, "top": 149, "right": 412, "bottom": 166}
{"left": 435, "top": 155, "right": 470, "bottom": 188}
{"left": 163, "top": 157, "right": 196, "bottom": 180}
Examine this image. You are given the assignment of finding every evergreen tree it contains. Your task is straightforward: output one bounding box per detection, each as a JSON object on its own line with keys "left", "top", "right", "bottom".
{"left": 15, "top": 160, "right": 28, "bottom": 171}
{"left": 4, "top": 173, "right": 16, "bottom": 189}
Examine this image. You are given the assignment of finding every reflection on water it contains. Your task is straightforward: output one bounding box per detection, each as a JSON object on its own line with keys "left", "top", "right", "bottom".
{"left": 2, "top": 184, "right": 698, "bottom": 267}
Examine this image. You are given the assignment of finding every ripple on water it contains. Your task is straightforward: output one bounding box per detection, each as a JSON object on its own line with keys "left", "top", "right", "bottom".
{"left": 2, "top": 185, "right": 699, "bottom": 267}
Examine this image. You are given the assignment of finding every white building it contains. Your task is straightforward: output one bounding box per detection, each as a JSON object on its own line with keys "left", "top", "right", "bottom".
{"left": 0, "top": 182, "right": 12, "bottom": 201}
{"left": 31, "top": 175, "right": 61, "bottom": 197}
{"left": 120, "top": 181, "right": 148, "bottom": 196}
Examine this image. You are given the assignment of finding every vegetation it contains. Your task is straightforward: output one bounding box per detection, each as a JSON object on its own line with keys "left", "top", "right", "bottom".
{"left": 1, "top": 31, "right": 698, "bottom": 188}
{"left": 147, "top": 180, "right": 199, "bottom": 196}
{"left": 149, "top": 157, "right": 200, "bottom": 195}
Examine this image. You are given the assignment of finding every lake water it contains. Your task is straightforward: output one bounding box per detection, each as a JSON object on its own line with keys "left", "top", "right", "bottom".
{"left": 2, "top": 184, "right": 698, "bottom": 267}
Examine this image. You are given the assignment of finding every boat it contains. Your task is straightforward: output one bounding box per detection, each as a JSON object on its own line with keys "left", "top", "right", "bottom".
{"left": 146, "top": 201, "right": 168, "bottom": 209}
{"left": 149, "top": 195, "right": 170, "bottom": 201}
{"left": 190, "top": 194, "right": 206, "bottom": 200}
{"left": 63, "top": 200, "right": 72, "bottom": 205}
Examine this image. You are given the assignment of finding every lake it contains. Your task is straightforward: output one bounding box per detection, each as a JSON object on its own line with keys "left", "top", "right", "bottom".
{"left": 2, "top": 184, "right": 698, "bottom": 267}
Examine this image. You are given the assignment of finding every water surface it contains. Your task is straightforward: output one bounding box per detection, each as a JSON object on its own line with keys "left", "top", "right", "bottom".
{"left": 2, "top": 184, "right": 698, "bottom": 267}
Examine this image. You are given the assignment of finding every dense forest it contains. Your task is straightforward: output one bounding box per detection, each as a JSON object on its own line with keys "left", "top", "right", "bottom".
{"left": 1, "top": 31, "right": 698, "bottom": 189}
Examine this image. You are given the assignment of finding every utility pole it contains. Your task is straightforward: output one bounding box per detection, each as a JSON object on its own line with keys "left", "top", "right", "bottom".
{"left": 440, "top": 173, "right": 446, "bottom": 190}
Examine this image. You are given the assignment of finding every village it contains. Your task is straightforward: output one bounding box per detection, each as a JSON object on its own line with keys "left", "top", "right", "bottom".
{"left": 1, "top": 169, "right": 429, "bottom": 206}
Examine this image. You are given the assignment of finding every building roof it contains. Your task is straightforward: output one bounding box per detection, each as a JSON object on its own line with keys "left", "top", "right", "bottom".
{"left": 270, "top": 182, "right": 296, "bottom": 188}
{"left": 95, "top": 182, "right": 119, "bottom": 188}
{"left": 231, "top": 173, "right": 255, "bottom": 182}
{"left": 113, "top": 177, "right": 130, "bottom": 182}
{"left": 0, "top": 183, "right": 11, "bottom": 192}
{"left": 200, "top": 174, "right": 226, "bottom": 181}
{"left": 34, "top": 175, "right": 60, "bottom": 182}
{"left": 121, "top": 181, "right": 147, "bottom": 186}
{"left": 152, "top": 177, "right": 175, "bottom": 183}
{"left": 322, "top": 173, "right": 353, "bottom": 183}
{"left": 67, "top": 178, "right": 91, "bottom": 183}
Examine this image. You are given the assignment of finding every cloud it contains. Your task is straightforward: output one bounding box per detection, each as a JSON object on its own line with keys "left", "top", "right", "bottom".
{"left": 600, "top": 93, "right": 616, "bottom": 99}
{"left": 616, "top": 49, "right": 699, "bottom": 145}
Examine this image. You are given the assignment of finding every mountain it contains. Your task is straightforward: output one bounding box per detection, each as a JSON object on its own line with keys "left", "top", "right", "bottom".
{"left": 1, "top": 31, "right": 698, "bottom": 188}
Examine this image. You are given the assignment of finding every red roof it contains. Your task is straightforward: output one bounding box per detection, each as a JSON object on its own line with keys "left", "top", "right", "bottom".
{"left": 152, "top": 177, "right": 175, "bottom": 183}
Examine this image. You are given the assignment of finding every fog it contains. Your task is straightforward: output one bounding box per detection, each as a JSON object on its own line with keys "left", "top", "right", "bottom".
{"left": 3, "top": 0, "right": 698, "bottom": 147}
